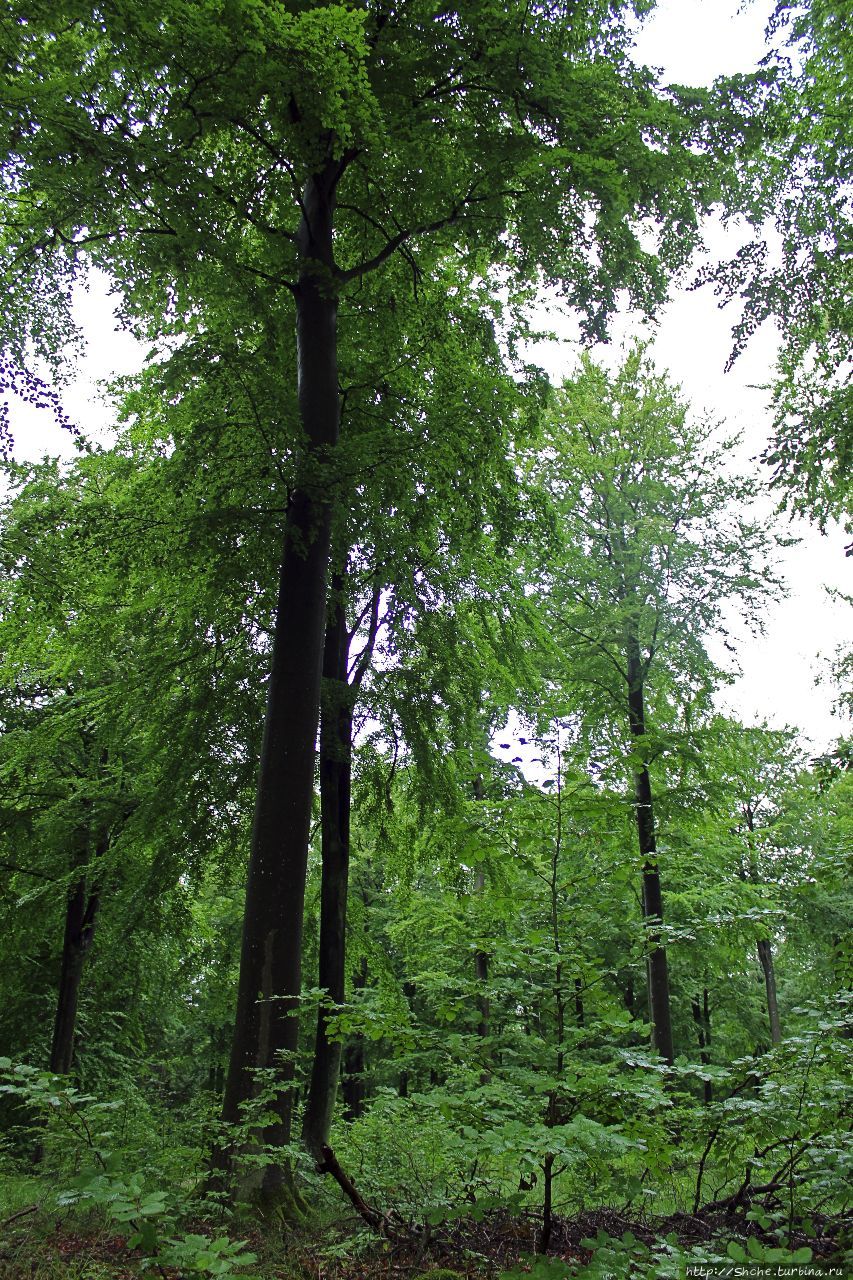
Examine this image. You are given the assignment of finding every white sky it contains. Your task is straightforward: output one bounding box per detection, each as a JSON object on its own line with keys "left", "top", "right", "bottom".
{"left": 5, "top": 0, "right": 850, "bottom": 754}
{"left": 635, "top": 0, "right": 850, "bottom": 751}
{"left": 519, "top": 0, "right": 851, "bottom": 756}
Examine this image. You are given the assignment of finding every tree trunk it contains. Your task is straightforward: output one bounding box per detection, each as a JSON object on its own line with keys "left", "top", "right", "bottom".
{"left": 341, "top": 957, "right": 367, "bottom": 1121}
{"left": 690, "top": 989, "right": 712, "bottom": 1103}
{"left": 626, "top": 631, "right": 675, "bottom": 1065}
{"left": 574, "top": 977, "right": 585, "bottom": 1027}
{"left": 472, "top": 776, "right": 490, "bottom": 1041}
{"left": 474, "top": 899, "right": 489, "bottom": 1038}
{"left": 49, "top": 876, "right": 99, "bottom": 1075}
{"left": 757, "top": 937, "right": 782, "bottom": 1045}
{"left": 221, "top": 163, "right": 341, "bottom": 1188}
{"left": 302, "top": 588, "right": 353, "bottom": 1156}
{"left": 538, "top": 1152, "right": 555, "bottom": 1254}
{"left": 742, "top": 809, "right": 783, "bottom": 1049}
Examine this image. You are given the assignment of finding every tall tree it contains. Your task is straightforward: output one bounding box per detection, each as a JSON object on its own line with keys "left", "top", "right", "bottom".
{"left": 1, "top": 0, "right": 730, "bottom": 1186}
{"left": 0, "top": 413, "right": 269, "bottom": 1078}
{"left": 528, "top": 345, "right": 782, "bottom": 1063}
{"left": 302, "top": 267, "right": 545, "bottom": 1153}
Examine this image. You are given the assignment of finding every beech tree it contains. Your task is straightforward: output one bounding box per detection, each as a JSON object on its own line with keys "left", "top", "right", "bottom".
{"left": 302, "top": 267, "right": 541, "bottom": 1156}
{"left": 1, "top": 0, "right": 731, "bottom": 1192}
{"left": 0, "top": 413, "right": 271, "bottom": 1080}
{"left": 528, "top": 346, "right": 782, "bottom": 1064}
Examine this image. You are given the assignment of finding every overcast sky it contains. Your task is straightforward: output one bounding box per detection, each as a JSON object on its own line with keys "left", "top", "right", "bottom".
{"left": 523, "top": 0, "right": 851, "bottom": 754}
{"left": 635, "top": 0, "right": 850, "bottom": 751}
{"left": 5, "top": 0, "right": 850, "bottom": 753}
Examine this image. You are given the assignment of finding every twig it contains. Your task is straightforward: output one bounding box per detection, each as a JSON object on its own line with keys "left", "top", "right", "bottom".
{"left": 2, "top": 1204, "right": 38, "bottom": 1227}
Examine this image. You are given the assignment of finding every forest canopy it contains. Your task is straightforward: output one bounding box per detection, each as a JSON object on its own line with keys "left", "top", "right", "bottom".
{"left": 0, "top": 1, "right": 850, "bottom": 1278}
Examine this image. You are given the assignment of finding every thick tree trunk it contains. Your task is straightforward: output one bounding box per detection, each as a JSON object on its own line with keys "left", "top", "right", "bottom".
{"left": 49, "top": 877, "right": 99, "bottom": 1075}
{"left": 626, "top": 632, "right": 675, "bottom": 1065}
{"left": 757, "top": 937, "right": 782, "bottom": 1045}
{"left": 221, "top": 164, "right": 341, "bottom": 1187}
{"left": 302, "top": 589, "right": 352, "bottom": 1156}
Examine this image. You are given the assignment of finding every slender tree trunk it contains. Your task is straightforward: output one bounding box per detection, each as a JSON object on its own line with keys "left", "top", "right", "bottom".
{"left": 468, "top": 773, "right": 489, "bottom": 1054}
{"left": 757, "top": 938, "right": 782, "bottom": 1045}
{"left": 472, "top": 777, "right": 490, "bottom": 1041}
{"left": 473, "top": 878, "right": 490, "bottom": 1039}
{"left": 743, "top": 809, "right": 783, "bottom": 1047}
{"left": 341, "top": 957, "right": 367, "bottom": 1121}
{"left": 539, "top": 1152, "right": 555, "bottom": 1254}
{"left": 624, "top": 974, "right": 635, "bottom": 1018}
{"left": 691, "top": 989, "right": 712, "bottom": 1103}
{"left": 625, "top": 631, "right": 675, "bottom": 1065}
{"left": 538, "top": 742, "right": 564, "bottom": 1255}
{"left": 302, "top": 587, "right": 353, "bottom": 1156}
{"left": 574, "top": 978, "right": 585, "bottom": 1027}
{"left": 49, "top": 877, "right": 99, "bottom": 1075}
{"left": 221, "top": 164, "right": 341, "bottom": 1188}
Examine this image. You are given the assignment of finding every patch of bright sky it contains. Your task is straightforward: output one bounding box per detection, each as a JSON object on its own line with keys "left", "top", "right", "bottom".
{"left": 634, "top": 0, "right": 850, "bottom": 751}
{"left": 5, "top": 0, "right": 849, "bottom": 757}
{"left": 8, "top": 272, "right": 142, "bottom": 461}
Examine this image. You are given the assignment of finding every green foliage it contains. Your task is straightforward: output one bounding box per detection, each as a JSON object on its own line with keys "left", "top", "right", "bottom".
{"left": 500, "top": 1231, "right": 819, "bottom": 1279}
{"left": 703, "top": 0, "right": 853, "bottom": 529}
{"left": 0, "top": 1059, "right": 257, "bottom": 1278}
{"left": 0, "top": 5, "right": 850, "bottom": 1277}
{"left": 500, "top": 1260, "right": 574, "bottom": 1280}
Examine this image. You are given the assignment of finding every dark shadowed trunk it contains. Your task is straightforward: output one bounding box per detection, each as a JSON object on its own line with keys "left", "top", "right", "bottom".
{"left": 757, "top": 938, "right": 782, "bottom": 1045}
{"left": 49, "top": 874, "right": 100, "bottom": 1075}
{"left": 341, "top": 957, "right": 367, "bottom": 1120}
{"left": 538, "top": 747, "right": 565, "bottom": 1256}
{"left": 574, "top": 977, "right": 585, "bottom": 1027}
{"left": 624, "top": 973, "right": 635, "bottom": 1018}
{"left": 302, "top": 587, "right": 352, "bottom": 1156}
{"left": 625, "top": 629, "right": 675, "bottom": 1065}
{"left": 742, "top": 806, "right": 783, "bottom": 1047}
{"left": 472, "top": 775, "right": 490, "bottom": 1041}
{"left": 221, "top": 163, "right": 342, "bottom": 1191}
{"left": 691, "top": 989, "right": 713, "bottom": 1103}
{"left": 473, "top": 881, "right": 490, "bottom": 1039}
{"left": 303, "top": 576, "right": 380, "bottom": 1153}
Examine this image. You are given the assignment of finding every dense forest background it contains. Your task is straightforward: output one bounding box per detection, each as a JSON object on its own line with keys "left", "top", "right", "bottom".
{"left": 0, "top": 0, "right": 850, "bottom": 1277}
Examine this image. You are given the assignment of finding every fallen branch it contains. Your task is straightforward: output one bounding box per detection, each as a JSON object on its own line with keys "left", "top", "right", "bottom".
{"left": 317, "top": 1144, "right": 390, "bottom": 1235}
{"left": 701, "top": 1133, "right": 817, "bottom": 1215}
{"left": 2, "top": 1204, "right": 38, "bottom": 1227}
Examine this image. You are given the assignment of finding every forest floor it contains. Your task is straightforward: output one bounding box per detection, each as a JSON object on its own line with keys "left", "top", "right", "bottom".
{"left": 0, "top": 1204, "right": 850, "bottom": 1279}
